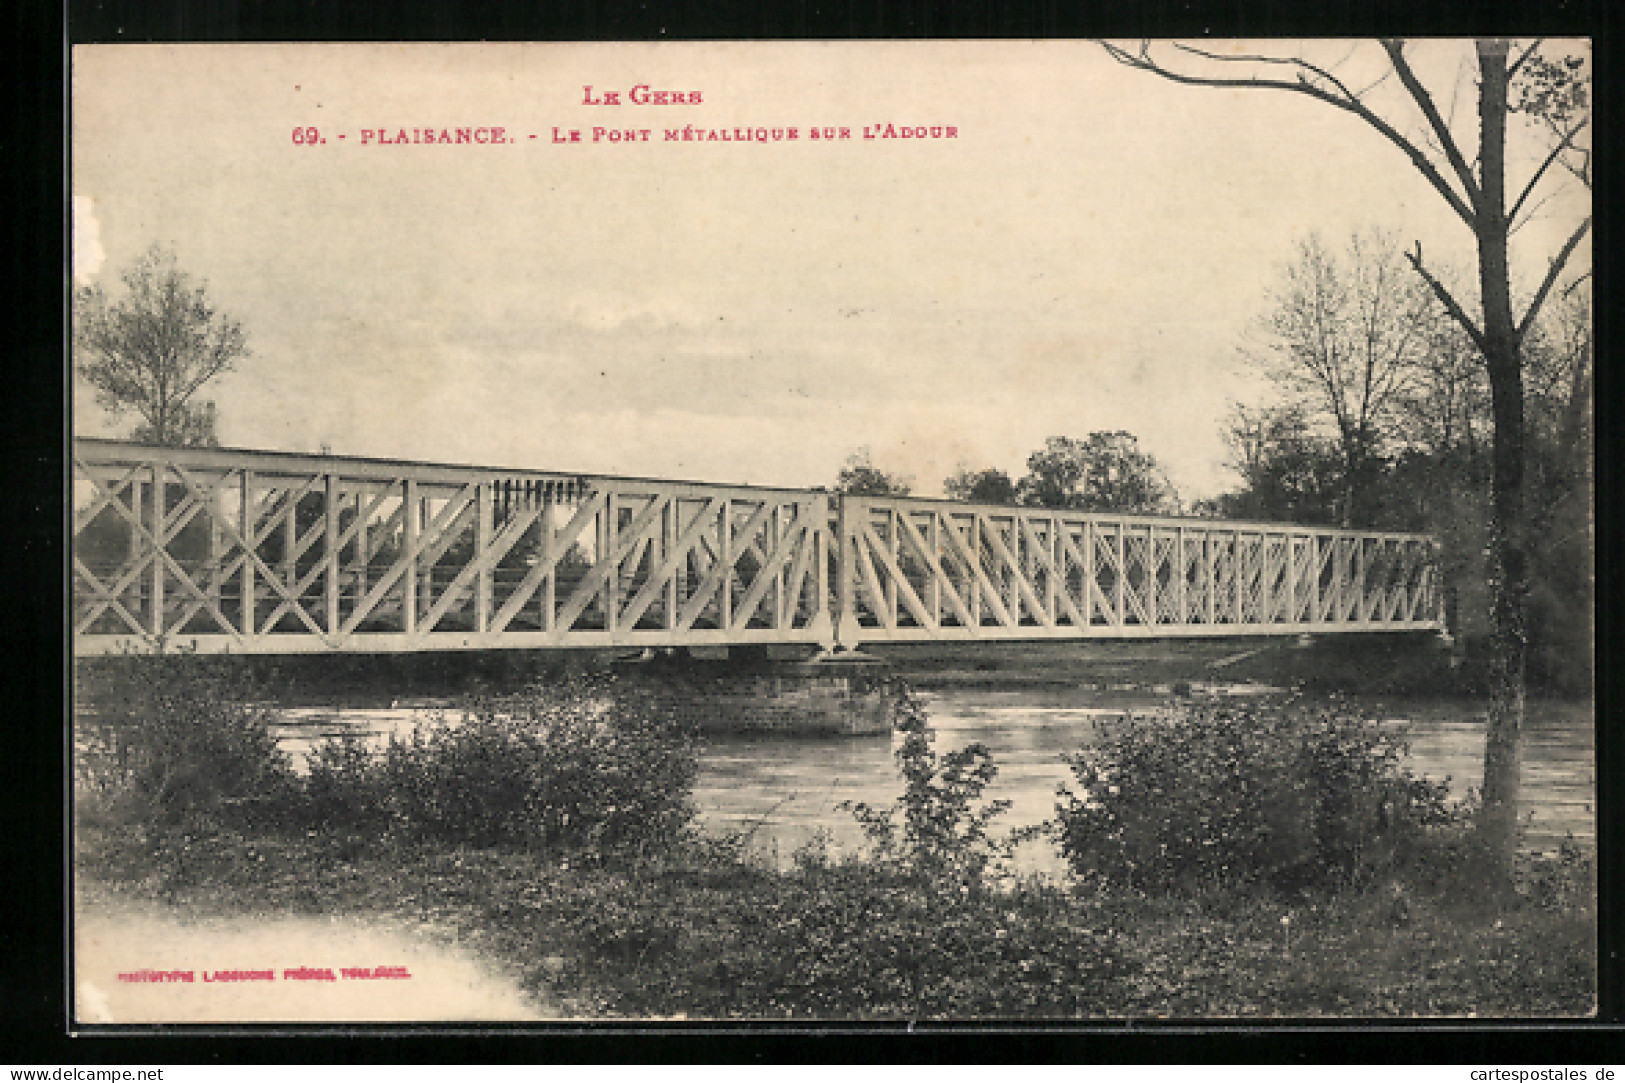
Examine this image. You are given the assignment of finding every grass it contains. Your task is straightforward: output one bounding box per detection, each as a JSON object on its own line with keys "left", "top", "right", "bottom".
{"left": 75, "top": 819, "right": 1595, "bottom": 1020}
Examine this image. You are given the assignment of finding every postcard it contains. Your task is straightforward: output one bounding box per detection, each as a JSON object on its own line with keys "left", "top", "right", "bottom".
{"left": 71, "top": 40, "right": 1594, "bottom": 1025}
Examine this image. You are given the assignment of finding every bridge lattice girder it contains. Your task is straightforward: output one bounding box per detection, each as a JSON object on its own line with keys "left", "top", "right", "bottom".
{"left": 72, "top": 439, "right": 1441, "bottom": 654}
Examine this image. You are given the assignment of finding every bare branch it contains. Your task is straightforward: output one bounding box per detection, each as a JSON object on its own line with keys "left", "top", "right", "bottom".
{"left": 1510, "top": 189, "right": 1558, "bottom": 238}
{"left": 1380, "top": 39, "right": 1483, "bottom": 214}
{"left": 1444, "top": 51, "right": 1468, "bottom": 134}
{"left": 1099, "top": 40, "right": 1479, "bottom": 227}
{"left": 1541, "top": 113, "right": 1594, "bottom": 189}
{"left": 1509, "top": 115, "right": 1588, "bottom": 225}
{"left": 1506, "top": 38, "right": 1544, "bottom": 82}
{"left": 1171, "top": 41, "right": 1365, "bottom": 103}
{"left": 1352, "top": 65, "right": 1395, "bottom": 101}
{"left": 1560, "top": 269, "right": 1592, "bottom": 299}
{"left": 1516, "top": 216, "right": 1592, "bottom": 346}
{"left": 1405, "top": 242, "right": 1486, "bottom": 354}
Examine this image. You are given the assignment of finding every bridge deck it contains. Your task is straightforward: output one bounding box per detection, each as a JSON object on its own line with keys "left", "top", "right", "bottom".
{"left": 73, "top": 439, "right": 1441, "bottom": 654}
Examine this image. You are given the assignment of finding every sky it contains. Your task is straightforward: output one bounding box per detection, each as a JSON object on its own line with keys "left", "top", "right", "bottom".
{"left": 70, "top": 41, "right": 1590, "bottom": 501}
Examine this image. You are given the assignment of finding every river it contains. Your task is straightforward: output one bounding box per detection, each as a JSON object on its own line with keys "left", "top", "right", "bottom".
{"left": 269, "top": 686, "right": 1593, "bottom": 875}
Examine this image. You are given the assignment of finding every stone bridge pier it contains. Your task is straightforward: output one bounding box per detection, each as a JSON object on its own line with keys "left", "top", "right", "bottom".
{"left": 616, "top": 646, "right": 894, "bottom": 736}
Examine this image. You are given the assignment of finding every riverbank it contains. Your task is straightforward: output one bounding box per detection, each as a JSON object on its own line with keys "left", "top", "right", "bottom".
{"left": 74, "top": 631, "right": 1479, "bottom": 710}
{"left": 75, "top": 823, "right": 1595, "bottom": 1021}
{"left": 859, "top": 634, "right": 1470, "bottom": 694}
{"left": 71, "top": 656, "right": 1595, "bottom": 1022}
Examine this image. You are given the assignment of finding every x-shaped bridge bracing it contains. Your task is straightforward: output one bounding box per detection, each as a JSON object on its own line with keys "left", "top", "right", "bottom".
{"left": 72, "top": 439, "right": 1442, "bottom": 655}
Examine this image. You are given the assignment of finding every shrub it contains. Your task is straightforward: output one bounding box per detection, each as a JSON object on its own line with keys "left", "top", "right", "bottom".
{"left": 74, "top": 653, "right": 296, "bottom": 831}
{"left": 301, "top": 675, "right": 700, "bottom": 855}
{"left": 1518, "top": 838, "right": 1596, "bottom": 911}
{"left": 1054, "top": 697, "right": 1463, "bottom": 893}
{"left": 762, "top": 863, "right": 1127, "bottom": 1017}
{"left": 841, "top": 680, "right": 1013, "bottom": 886}
{"left": 300, "top": 733, "right": 388, "bottom": 834}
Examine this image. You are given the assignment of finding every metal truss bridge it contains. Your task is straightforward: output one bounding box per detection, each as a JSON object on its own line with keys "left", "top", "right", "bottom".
{"left": 72, "top": 439, "right": 1442, "bottom": 656}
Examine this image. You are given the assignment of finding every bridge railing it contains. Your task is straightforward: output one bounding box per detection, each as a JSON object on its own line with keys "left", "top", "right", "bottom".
{"left": 830, "top": 496, "right": 1442, "bottom": 642}
{"left": 72, "top": 439, "right": 1439, "bottom": 655}
{"left": 73, "top": 438, "right": 833, "bottom": 654}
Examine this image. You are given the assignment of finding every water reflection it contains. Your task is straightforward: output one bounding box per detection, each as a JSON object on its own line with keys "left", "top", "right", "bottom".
{"left": 695, "top": 688, "right": 1165, "bottom": 874}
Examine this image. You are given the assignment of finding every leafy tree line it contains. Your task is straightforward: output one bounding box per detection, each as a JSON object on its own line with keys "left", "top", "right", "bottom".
{"left": 832, "top": 224, "right": 1590, "bottom": 706}
{"left": 837, "top": 432, "right": 1179, "bottom": 515}
{"left": 1200, "top": 231, "right": 1590, "bottom": 696}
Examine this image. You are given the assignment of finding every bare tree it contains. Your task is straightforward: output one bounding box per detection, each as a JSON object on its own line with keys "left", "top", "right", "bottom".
{"left": 1102, "top": 39, "right": 1591, "bottom": 872}
{"left": 1523, "top": 278, "right": 1593, "bottom": 465}
{"left": 1252, "top": 231, "right": 1433, "bottom": 526}
{"left": 1224, "top": 403, "right": 1288, "bottom": 484}
{"left": 1399, "top": 307, "right": 1490, "bottom": 462}
{"left": 74, "top": 245, "right": 248, "bottom": 447}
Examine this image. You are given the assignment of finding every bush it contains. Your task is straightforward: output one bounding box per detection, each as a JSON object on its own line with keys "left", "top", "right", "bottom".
{"left": 1054, "top": 697, "right": 1463, "bottom": 893}
{"left": 532, "top": 837, "right": 1130, "bottom": 1018}
{"left": 75, "top": 653, "right": 296, "bottom": 831}
{"left": 1518, "top": 838, "right": 1596, "bottom": 911}
{"left": 761, "top": 863, "right": 1127, "bottom": 1017}
{"left": 840, "top": 680, "right": 1013, "bottom": 887}
{"left": 299, "top": 733, "right": 385, "bottom": 834}
{"left": 300, "top": 675, "right": 700, "bottom": 855}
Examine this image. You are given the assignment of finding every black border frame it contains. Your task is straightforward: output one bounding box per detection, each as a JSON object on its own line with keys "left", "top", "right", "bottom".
{"left": 19, "top": 0, "right": 1617, "bottom": 1063}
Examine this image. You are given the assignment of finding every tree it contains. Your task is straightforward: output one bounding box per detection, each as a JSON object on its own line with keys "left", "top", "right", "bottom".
{"left": 1102, "top": 38, "right": 1591, "bottom": 871}
{"left": 1017, "top": 432, "right": 1179, "bottom": 514}
{"left": 1215, "top": 403, "right": 1344, "bottom": 525}
{"left": 74, "top": 245, "right": 248, "bottom": 447}
{"left": 1250, "top": 231, "right": 1434, "bottom": 527}
{"left": 1397, "top": 306, "right": 1490, "bottom": 462}
{"left": 943, "top": 465, "right": 1018, "bottom": 505}
{"left": 1519, "top": 281, "right": 1593, "bottom": 696}
{"left": 1523, "top": 279, "right": 1593, "bottom": 469}
{"left": 835, "top": 448, "right": 912, "bottom": 497}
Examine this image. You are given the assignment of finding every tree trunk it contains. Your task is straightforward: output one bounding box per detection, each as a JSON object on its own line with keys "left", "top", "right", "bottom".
{"left": 1339, "top": 426, "right": 1359, "bottom": 529}
{"left": 1473, "top": 41, "right": 1528, "bottom": 877}
{"left": 1340, "top": 461, "right": 1356, "bottom": 529}
{"left": 1480, "top": 345, "right": 1527, "bottom": 873}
